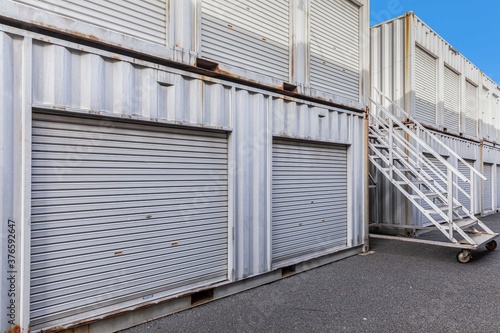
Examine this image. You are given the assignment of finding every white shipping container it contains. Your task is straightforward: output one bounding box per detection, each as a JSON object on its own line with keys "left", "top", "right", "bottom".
{"left": 371, "top": 12, "right": 500, "bottom": 142}
{"left": 4, "top": 0, "right": 369, "bottom": 111}
{"left": 0, "top": 20, "right": 367, "bottom": 332}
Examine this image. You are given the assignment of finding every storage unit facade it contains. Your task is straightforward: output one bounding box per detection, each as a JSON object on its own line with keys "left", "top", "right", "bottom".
{"left": 0, "top": 1, "right": 369, "bottom": 332}
{"left": 370, "top": 12, "right": 500, "bottom": 225}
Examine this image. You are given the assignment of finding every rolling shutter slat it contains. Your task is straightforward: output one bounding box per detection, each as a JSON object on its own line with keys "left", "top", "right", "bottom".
{"left": 415, "top": 47, "right": 437, "bottom": 125}
{"left": 443, "top": 66, "right": 460, "bottom": 132}
{"left": 271, "top": 139, "right": 348, "bottom": 266}
{"left": 16, "top": 0, "right": 167, "bottom": 44}
{"left": 310, "top": 0, "right": 360, "bottom": 101}
{"left": 31, "top": 113, "right": 228, "bottom": 330}
{"left": 201, "top": 0, "right": 289, "bottom": 81}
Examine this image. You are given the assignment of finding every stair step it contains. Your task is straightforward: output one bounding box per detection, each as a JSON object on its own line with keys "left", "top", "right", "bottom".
{"left": 442, "top": 218, "right": 478, "bottom": 230}
{"left": 410, "top": 192, "right": 443, "bottom": 199}
{"left": 425, "top": 204, "right": 462, "bottom": 213}
{"left": 371, "top": 144, "right": 390, "bottom": 150}
{"left": 383, "top": 167, "right": 419, "bottom": 174}
{"left": 371, "top": 156, "right": 409, "bottom": 161}
{"left": 368, "top": 185, "right": 377, "bottom": 189}
{"left": 396, "top": 180, "right": 427, "bottom": 186}
{"left": 458, "top": 232, "right": 499, "bottom": 246}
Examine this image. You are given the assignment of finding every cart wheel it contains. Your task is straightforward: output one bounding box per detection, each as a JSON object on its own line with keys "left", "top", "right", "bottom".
{"left": 456, "top": 250, "right": 472, "bottom": 263}
{"left": 486, "top": 240, "right": 497, "bottom": 251}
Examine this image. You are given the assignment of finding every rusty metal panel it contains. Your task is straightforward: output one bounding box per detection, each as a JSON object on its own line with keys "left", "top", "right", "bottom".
{"left": 271, "top": 139, "right": 348, "bottom": 266}
{"left": 15, "top": 0, "right": 167, "bottom": 45}
{"left": 271, "top": 98, "right": 352, "bottom": 144}
{"left": 200, "top": 0, "right": 290, "bottom": 82}
{"left": 310, "top": 0, "right": 360, "bottom": 101}
{"left": 31, "top": 40, "right": 232, "bottom": 129}
{"left": 30, "top": 112, "right": 229, "bottom": 331}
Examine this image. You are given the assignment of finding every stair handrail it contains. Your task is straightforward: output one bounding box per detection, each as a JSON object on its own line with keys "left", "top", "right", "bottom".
{"left": 373, "top": 88, "right": 486, "bottom": 181}
{"left": 370, "top": 94, "right": 469, "bottom": 183}
{"left": 369, "top": 115, "right": 471, "bottom": 202}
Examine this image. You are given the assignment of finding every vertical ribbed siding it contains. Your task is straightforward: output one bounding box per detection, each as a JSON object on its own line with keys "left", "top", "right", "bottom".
{"left": 483, "top": 163, "right": 493, "bottom": 211}
{"left": 271, "top": 139, "right": 348, "bottom": 266}
{"left": 16, "top": 0, "right": 167, "bottom": 45}
{"left": 415, "top": 46, "right": 437, "bottom": 125}
{"left": 31, "top": 113, "right": 228, "bottom": 330}
{"left": 465, "top": 81, "right": 478, "bottom": 137}
{"left": 443, "top": 66, "right": 460, "bottom": 133}
{"left": 201, "top": 0, "right": 290, "bottom": 81}
{"left": 310, "top": 0, "right": 360, "bottom": 101}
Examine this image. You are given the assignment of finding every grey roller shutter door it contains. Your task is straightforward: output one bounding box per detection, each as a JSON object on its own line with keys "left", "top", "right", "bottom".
{"left": 31, "top": 113, "right": 228, "bottom": 330}
{"left": 415, "top": 47, "right": 437, "bottom": 125}
{"left": 483, "top": 163, "right": 493, "bottom": 211}
{"left": 457, "top": 159, "right": 474, "bottom": 214}
{"left": 201, "top": 0, "right": 290, "bottom": 81}
{"left": 310, "top": 0, "right": 360, "bottom": 101}
{"left": 16, "top": 0, "right": 167, "bottom": 45}
{"left": 465, "top": 81, "right": 478, "bottom": 137}
{"left": 271, "top": 139, "right": 348, "bottom": 267}
{"left": 421, "top": 154, "right": 447, "bottom": 226}
{"left": 443, "top": 66, "right": 460, "bottom": 133}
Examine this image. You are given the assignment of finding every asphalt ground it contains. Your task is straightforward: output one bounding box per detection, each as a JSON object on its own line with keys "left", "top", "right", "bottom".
{"left": 121, "top": 213, "right": 500, "bottom": 333}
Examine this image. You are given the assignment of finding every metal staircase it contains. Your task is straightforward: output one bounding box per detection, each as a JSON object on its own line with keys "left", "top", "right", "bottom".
{"left": 368, "top": 89, "right": 498, "bottom": 263}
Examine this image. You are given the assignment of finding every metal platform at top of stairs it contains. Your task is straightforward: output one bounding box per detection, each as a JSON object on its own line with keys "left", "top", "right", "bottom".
{"left": 368, "top": 88, "right": 499, "bottom": 263}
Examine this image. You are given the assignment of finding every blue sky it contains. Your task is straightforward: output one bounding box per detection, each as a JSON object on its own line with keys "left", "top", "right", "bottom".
{"left": 370, "top": 0, "right": 500, "bottom": 83}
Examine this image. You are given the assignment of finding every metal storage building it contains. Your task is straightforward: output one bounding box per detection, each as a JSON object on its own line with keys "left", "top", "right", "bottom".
{"left": 370, "top": 12, "right": 500, "bottom": 231}
{"left": 0, "top": 1, "right": 369, "bottom": 332}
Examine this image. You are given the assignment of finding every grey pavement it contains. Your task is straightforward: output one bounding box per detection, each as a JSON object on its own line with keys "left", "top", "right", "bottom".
{"left": 120, "top": 214, "right": 500, "bottom": 333}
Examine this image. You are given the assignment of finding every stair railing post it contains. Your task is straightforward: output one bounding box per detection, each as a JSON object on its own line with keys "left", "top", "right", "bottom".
{"left": 447, "top": 167, "right": 453, "bottom": 239}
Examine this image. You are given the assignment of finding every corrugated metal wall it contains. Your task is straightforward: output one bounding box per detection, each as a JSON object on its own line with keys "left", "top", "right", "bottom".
{"left": 16, "top": 0, "right": 167, "bottom": 45}
{"left": 371, "top": 13, "right": 500, "bottom": 226}
{"left": 5, "top": 0, "right": 369, "bottom": 109}
{"left": 200, "top": 0, "right": 290, "bottom": 81}
{"left": 0, "top": 24, "right": 367, "bottom": 332}
{"left": 371, "top": 13, "right": 500, "bottom": 142}
{"left": 310, "top": 0, "right": 360, "bottom": 101}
